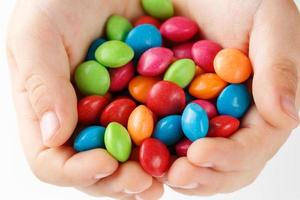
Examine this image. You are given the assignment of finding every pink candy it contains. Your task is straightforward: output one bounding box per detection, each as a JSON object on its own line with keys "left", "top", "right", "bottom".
{"left": 109, "top": 62, "right": 135, "bottom": 92}
{"left": 172, "top": 42, "right": 194, "bottom": 59}
{"left": 192, "top": 99, "right": 218, "bottom": 119}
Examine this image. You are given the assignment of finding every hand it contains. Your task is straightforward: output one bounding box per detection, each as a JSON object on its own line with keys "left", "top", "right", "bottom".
{"left": 6, "top": 0, "right": 163, "bottom": 199}
{"left": 165, "top": 0, "right": 300, "bottom": 195}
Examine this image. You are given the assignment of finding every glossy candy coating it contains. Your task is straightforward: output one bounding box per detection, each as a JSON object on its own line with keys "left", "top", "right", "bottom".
{"left": 95, "top": 40, "right": 134, "bottom": 68}
{"left": 181, "top": 103, "right": 209, "bottom": 141}
{"left": 139, "top": 138, "right": 171, "bottom": 177}
{"left": 214, "top": 48, "right": 252, "bottom": 83}
{"left": 153, "top": 115, "right": 184, "bottom": 146}
{"left": 174, "top": 138, "right": 193, "bottom": 157}
{"left": 100, "top": 98, "right": 136, "bottom": 127}
{"left": 160, "top": 16, "right": 198, "bottom": 42}
{"left": 78, "top": 95, "right": 109, "bottom": 125}
{"left": 164, "top": 59, "right": 196, "bottom": 88}
{"left": 128, "top": 76, "right": 160, "bottom": 103}
{"left": 106, "top": 15, "right": 132, "bottom": 41}
{"left": 189, "top": 73, "right": 228, "bottom": 99}
{"left": 141, "top": 0, "right": 174, "bottom": 20}
{"left": 217, "top": 84, "right": 251, "bottom": 118}
{"left": 133, "top": 15, "right": 161, "bottom": 28}
{"left": 147, "top": 81, "right": 186, "bottom": 116}
{"left": 75, "top": 61, "right": 110, "bottom": 95}
{"left": 192, "top": 40, "right": 222, "bottom": 72}
{"left": 208, "top": 115, "right": 240, "bottom": 138}
{"left": 138, "top": 47, "right": 174, "bottom": 76}
{"left": 74, "top": 126, "right": 105, "bottom": 152}
{"left": 172, "top": 42, "right": 194, "bottom": 59}
{"left": 128, "top": 105, "right": 154, "bottom": 146}
{"left": 109, "top": 62, "right": 135, "bottom": 92}
{"left": 86, "top": 38, "right": 106, "bottom": 60}
{"left": 192, "top": 99, "right": 218, "bottom": 119}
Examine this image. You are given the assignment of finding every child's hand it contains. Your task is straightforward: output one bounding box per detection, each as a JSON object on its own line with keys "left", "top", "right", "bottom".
{"left": 165, "top": 0, "right": 300, "bottom": 195}
{"left": 6, "top": 0, "right": 162, "bottom": 199}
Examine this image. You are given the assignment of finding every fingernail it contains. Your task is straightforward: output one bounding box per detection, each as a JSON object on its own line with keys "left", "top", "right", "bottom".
{"left": 281, "top": 95, "right": 299, "bottom": 121}
{"left": 40, "top": 111, "right": 59, "bottom": 143}
{"left": 94, "top": 172, "right": 112, "bottom": 180}
{"left": 200, "top": 163, "right": 214, "bottom": 168}
{"left": 135, "top": 194, "right": 143, "bottom": 200}
{"left": 179, "top": 183, "right": 199, "bottom": 189}
{"left": 124, "top": 189, "right": 138, "bottom": 194}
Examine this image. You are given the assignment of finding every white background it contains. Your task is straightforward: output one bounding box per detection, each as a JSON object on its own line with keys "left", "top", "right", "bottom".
{"left": 0, "top": 1, "right": 300, "bottom": 200}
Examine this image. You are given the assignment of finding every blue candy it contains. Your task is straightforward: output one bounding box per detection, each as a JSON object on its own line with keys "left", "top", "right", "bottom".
{"left": 153, "top": 115, "right": 184, "bottom": 146}
{"left": 217, "top": 84, "right": 251, "bottom": 118}
{"left": 181, "top": 103, "right": 209, "bottom": 141}
{"left": 86, "top": 38, "right": 106, "bottom": 60}
{"left": 74, "top": 126, "right": 105, "bottom": 152}
{"left": 125, "top": 24, "right": 162, "bottom": 57}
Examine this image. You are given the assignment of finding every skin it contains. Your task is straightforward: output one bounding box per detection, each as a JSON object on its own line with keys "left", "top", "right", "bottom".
{"left": 6, "top": 0, "right": 300, "bottom": 199}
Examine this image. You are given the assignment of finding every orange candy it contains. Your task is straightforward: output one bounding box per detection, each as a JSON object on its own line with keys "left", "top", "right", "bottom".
{"left": 128, "top": 105, "right": 154, "bottom": 146}
{"left": 128, "top": 76, "right": 160, "bottom": 103}
{"left": 195, "top": 65, "right": 205, "bottom": 76}
{"left": 214, "top": 48, "right": 252, "bottom": 83}
{"left": 189, "top": 73, "right": 228, "bottom": 99}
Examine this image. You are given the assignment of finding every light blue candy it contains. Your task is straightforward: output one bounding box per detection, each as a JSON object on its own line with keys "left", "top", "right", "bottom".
{"left": 181, "top": 103, "right": 209, "bottom": 141}
{"left": 153, "top": 115, "right": 184, "bottom": 146}
{"left": 125, "top": 24, "right": 162, "bottom": 57}
{"left": 217, "top": 84, "right": 251, "bottom": 118}
{"left": 86, "top": 38, "right": 106, "bottom": 60}
{"left": 73, "top": 126, "right": 105, "bottom": 152}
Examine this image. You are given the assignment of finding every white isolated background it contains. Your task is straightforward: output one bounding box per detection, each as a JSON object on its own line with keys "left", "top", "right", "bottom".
{"left": 0, "top": 1, "right": 300, "bottom": 200}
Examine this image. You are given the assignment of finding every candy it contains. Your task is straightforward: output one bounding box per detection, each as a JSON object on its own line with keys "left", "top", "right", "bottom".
{"left": 172, "top": 42, "right": 194, "bottom": 59}
{"left": 160, "top": 16, "right": 198, "bottom": 42}
{"left": 109, "top": 62, "right": 135, "bottom": 92}
{"left": 100, "top": 98, "right": 136, "bottom": 127}
{"left": 192, "top": 40, "right": 222, "bottom": 72}
{"left": 147, "top": 81, "right": 186, "bottom": 116}
{"left": 74, "top": 126, "right": 105, "bottom": 152}
{"left": 217, "top": 84, "right": 251, "bottom": 118}
{"left": 153, "top": 115, "right": 184, "bottom": 146}
{"left": 189, "top": 73, "right": 228, "bottom": 99}
{"left": 95, "top": 40, "right": 134, "bottom": 68}
{"left": 195, "top": 65, "right": 205, "bottom": 76}
{"left": 141, "top": 0, "right": 174, "bottom": 20}
{"left": 139, "top": 138, "right": 171, "bottom": 177}
{"left": 104, "top": 122, "right": 132, "bottom": 162}
{"left": 185, "top": 91, "right": 195, "bottom": 103}
{"left": 174, "top": 138, "right": 193, "bottom": 157}
{"left": 214, "top": 48, "right": 252, "bottom": 83}
{"left": 125, "top": 24, "right": 162, "bottom": 57}
{"left": 192, "top": 99, "right": 218, "bottom": 119}
{"left": 86, "top": 38, "right": 106, "bottom": 60}
{"left": 208, "top": 115, "right": 240, "bottom": 137}
{"left": 181, "top": 103, "right": 209, "bottom": 141}
{"left": 75, "top": 61, "right": 110, "bottom": 95}
{"left": 137, "top": 47, "right": 174, "bottom": 76}
{"left": 133, "top": 15, "right": 161, "bottom": 28}
{"left": 164, "top": 59, "right": 196, "bottom": 88}
{"left": 78, "top": 95, "right": 109, "bottom": 125}
{"left": 128, "top": 105, "right": 154, "bottom": 146}
{"left": 128, "top": 76, "right": 160, "bottom": 103}
{"left": 106, "top": 15, "right": 133, "bottom": 41}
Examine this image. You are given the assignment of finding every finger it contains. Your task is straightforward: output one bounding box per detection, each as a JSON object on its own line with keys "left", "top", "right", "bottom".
{"left": 134, "top": 180, "right": 164, "bottom": 200}
{"left": 250, "top": 0, "right": 300, "bottom": 130}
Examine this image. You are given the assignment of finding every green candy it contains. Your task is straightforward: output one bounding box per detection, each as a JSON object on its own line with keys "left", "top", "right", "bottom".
{"left": 104, "top": 122, "right": 132, "bottom": 162}
{"left": 95, "top": 40, "right": 134, "bottom": 68}
{"left": 75, "top": 61, "right": 110, "bottom": 95}
{"left": 142, "top": 0, "right": 174, "bottom": 20}
{"left": 164, "top": 59, "right": 196, "bottom": 88}
{"left": 106, "top": 15, "right": 133, "bottom": 41}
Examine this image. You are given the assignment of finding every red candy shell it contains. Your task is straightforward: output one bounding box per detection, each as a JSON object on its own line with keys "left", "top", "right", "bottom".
{"left": 208, "top": 115, "right": 240, "bottom": 138}
{"left": 109, "top": 62, "right": 135, "bottom": 92}
{"left": 134, "top": 15, "right": 161, "bottom": 29}
{"left": 174, "top": 138, "right": 193, "bottom": 157}
{"left": 172, "top": 42, "right": 194, "bottom": 59}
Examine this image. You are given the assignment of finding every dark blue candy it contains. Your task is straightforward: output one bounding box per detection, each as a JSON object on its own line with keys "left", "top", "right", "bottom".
{"left": 74, "top": 126, "right": 105, "bottom": 152}
{"left": 217, "top": 84, "right": 251, "bottom": 118}
{"left": 86, "top": 38, "right": 106, "bottom": 60}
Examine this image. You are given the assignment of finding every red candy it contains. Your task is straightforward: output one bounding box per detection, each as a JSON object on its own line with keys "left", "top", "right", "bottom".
{"left": 192, "top": 40, "right": 222, "bottom": 72}
{"left": 109, "top": 62, "right": 135, "bottom": 92}
{"left": 133, "top": 15, "right": 161, "bottom": 29}
{"left": 192, "top": 99, "right": 218, "bottom": 119}
{"left": 172, "top": 42, "right": 194, "bottom": 59}
{"left": 77, "top": 95, "right": 109, "bottom": 125}
{"left": 100, "top": 98, "right": 136, "bottom": 127}
{"left": 139, "top": 138, "right": 171, "bottom": 177}
{"left": 208, "top": 115, "right": 240, "bottom": 138}
{"left": 146, "top": 81, "right": 186, "bottom": 116}
{"left": 160, "top": 16, "right": 198, "bottom": 42}
{"left": 174, "top": 138, "right": 193, "bottom": 157}
{"left": 137, "top": 47, "right": 174, "bottom": 76}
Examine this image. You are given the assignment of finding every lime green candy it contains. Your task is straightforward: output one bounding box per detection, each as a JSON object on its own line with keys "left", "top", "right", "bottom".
{"left": 75, "top": 61, "right": 110, "bottom": 95}
{"left": 104, "top": 122, "right": 132, "bottom": 162}
{"left": 95, "top": 40, "right": 134, "bottom": 68}
{"left": 164, "top": 59, "right": 196, "bottom": 88}
{"left": 106, "top": 15, "right": 133, "bottom": 41}
{"left": 142, "top": 0, "right": 174, "bottom": 20}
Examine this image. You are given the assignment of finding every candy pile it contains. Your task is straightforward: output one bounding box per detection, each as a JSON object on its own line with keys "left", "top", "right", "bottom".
{"left": 73, "top": 0, "right": 252, "bottom": 177}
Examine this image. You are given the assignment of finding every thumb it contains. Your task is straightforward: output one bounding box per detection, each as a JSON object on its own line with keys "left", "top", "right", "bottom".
{"left": 250, "top": 0, "right": 299, "bottom": 130}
